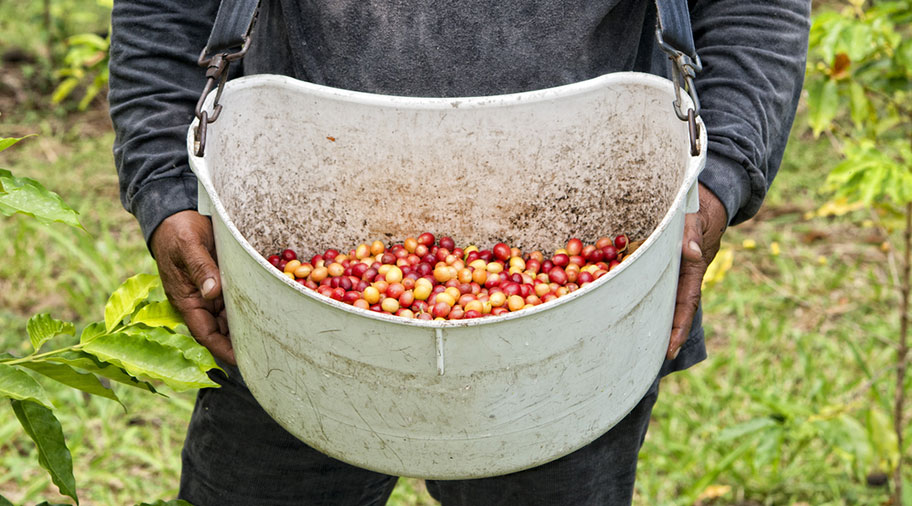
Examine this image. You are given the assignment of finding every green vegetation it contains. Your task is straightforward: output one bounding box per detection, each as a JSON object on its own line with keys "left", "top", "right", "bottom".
{"left": 1, "top": 0, "right": 909, "bottom": 505}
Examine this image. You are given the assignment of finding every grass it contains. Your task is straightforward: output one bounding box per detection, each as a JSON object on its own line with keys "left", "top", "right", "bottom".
{"left": 2, "top": 107, "right": 907, "bottom": 505}
{"left": 1, "top": 2, "right": 910, "bottom": 503}
{"left": 0, "top": 105, "right": 441, "bottom": 505}
{"left": 635, "top": 128, "right": 907, "bottom": 505}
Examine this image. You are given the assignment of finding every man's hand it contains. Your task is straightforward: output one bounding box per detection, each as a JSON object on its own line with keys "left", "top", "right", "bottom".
{"left": 667, "top": 184, "right": 728, "bottom": 360}
{"left": 150, "top": 210, "right": 235, "bottom": 365}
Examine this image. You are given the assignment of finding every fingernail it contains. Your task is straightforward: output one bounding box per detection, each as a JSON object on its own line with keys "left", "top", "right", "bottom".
{"left": 671, "top": 347, "right": 680, "bottom": 360}
{"left": 202, "top": 278, "right": 216, "bottom": 296}
{"left": 688, "top": 241, "right": 702, "bottom": 256}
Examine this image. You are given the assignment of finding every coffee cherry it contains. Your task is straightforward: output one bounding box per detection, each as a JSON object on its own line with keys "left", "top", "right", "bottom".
{"left": 432, "top": 302, "right": 451, "bottom": 318}
{"left": 381, "top": 298, "right": 400, "bottom": 313}
{"left": 614, "top": 234, "right": 628, "bottom": 251}
{"left": 417, "top": 232, "right": 435, "bottom": 247}
{"left": 492, "top": 242, "right": 511, "bottom": 262}
{"left": 566, "top": 238, "right": 583, "bottom": 256}
{"left": 363, "top": 286, "right": 381, "bottom": 305}
{"left": 507, "top": 295, "right": 525, "bottom": 312}
{"left": 551, "top": 253, "right": 570, "bottom": 268}
{"left": 272, "top": 231, "right": 635, "bottom": 321}
{"left": 548, "top": 266, "right": 568, "bottom": 285}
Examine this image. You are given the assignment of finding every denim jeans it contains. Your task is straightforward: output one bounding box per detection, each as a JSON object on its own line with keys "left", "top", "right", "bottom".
{"left": 178, "top": 365, "right": 660, "bottom": 506}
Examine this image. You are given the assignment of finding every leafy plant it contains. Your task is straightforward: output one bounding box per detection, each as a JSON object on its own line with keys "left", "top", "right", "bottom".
{"left": 0, "top": 135, "right": 218, "bottom": 505}
{"left": 51, "top": 0, "right": 111, "bottom": 110}
{"left": 805, "top": 0, "right": 912, "bottom": 502}
{"left": 0, "top": 136, "right": 83, "bottom": 229}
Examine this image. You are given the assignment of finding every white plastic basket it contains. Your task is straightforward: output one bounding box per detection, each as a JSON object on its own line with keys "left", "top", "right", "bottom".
{"left": 188, "top": 72, "right": 705, "bottom": 479}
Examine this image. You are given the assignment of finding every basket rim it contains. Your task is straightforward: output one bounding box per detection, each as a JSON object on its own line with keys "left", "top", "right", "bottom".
{"left": 187, "top": 71, "right": 706, "bottom": 329}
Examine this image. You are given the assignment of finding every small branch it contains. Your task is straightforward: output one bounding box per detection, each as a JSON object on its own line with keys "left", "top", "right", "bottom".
{"left": 43, "top": 0, "right": 52, "bottom": 62}
{"left": 860, "top": 82, "right": 912, "bottom": 117}
{"left": 870, "top": 208, "right": 902, "bottom": 288}
{"left": 0, "top": 343, "right": 84, "bottom": 366}
{"left": 893, "top": 200, "right": 911, "bottom": 505}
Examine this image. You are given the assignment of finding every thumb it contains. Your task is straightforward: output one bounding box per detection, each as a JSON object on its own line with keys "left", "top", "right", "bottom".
{"left": 181, "top": 243, "right": 222, "bottom": 300}
{"left": 681, "top": 213, "right": 704, "bottom": 263}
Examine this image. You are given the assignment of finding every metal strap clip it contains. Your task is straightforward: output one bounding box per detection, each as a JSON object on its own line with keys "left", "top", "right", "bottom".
{"left": 656, "top": 28, "right": 703, "bottom": 157}
{"left": 193, "top": 35, "right": 253, "bottom": 157}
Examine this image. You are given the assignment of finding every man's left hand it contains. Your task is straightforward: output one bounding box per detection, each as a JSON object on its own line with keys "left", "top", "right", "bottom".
{"left": 667, "top": 183, "right": 729, "bottom": 360}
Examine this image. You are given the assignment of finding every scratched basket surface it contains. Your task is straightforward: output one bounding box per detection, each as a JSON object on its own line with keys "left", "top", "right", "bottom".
{"left": 187, "top": 72, "right": 705, "bottom": 479}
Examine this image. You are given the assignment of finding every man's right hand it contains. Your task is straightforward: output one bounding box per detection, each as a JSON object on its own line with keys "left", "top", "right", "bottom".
{"left": 149, "top": 210, "right": 236, "bottom": 365}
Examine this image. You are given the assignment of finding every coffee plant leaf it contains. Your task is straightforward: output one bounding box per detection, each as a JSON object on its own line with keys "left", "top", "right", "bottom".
{"left": 0, "top": 363, "right": 54, "bottom": 409}
{"left": 11, "top": 399, "right": 78, "bottom": 504}
{"left": 132, "top": 300, "right": 184, "bottom": 330}
{"left": 27, "top": 313, "right": 76, "bottom": 351}
{"left": 79, "top": 321, "right": 106, "bottom": 344}
{"left": 124, "top": 325, "right": 220, "bottom": 374}
{"left": 848, "top": 81, "right": 872, "bottom": 129}
{"left": 83, "top": 332, "right": 219, "bottom": 391}
{"left": 806, "top": 78, "right": 839, "bottom": 137}
{"left": 0, "top": 134, "right": 35, "bottom": 153}
{"left": 103, "top": 274, "right": 160, "bottom": 332}
{"left": 18, "top": 360, "right": 123, "bottom": 408}
{"left": 0, "top": 169, "right": 84, "bottom": 230}
{"left": 46, "top": 350, "right": 158, "bottom": 394}
{"left": 0, "top": 493, "right": 13, "bottom": 505}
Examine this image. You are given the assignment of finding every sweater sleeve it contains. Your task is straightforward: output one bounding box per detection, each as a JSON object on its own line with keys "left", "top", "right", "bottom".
{"left": 689, "top": 0, "right": 811, "bottom": 225}
{"left": 109, "top": 1, "right": 221, "bottom": 244}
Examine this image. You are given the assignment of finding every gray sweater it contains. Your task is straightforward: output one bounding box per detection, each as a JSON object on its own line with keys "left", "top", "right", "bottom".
{"left": 109, "top": 0, "right": 810, "bottom": 374}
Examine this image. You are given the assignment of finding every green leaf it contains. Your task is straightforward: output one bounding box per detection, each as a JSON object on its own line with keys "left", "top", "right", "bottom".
{"left": 18, "top": 360, "right": 123, "bottom": 408}
{"left": 807, "top": 79, "right": 840, "bottom": 137}
{"left": 753, "top": 426, "right": 784, "bottom": 470}
{"left": 0, "top": 169, "right": 84, "bottom": 229}
{"left": 132, "top": 300, "right": 184, "bottom": 330}
{"left": 136, "top": 501, "right": 194, "bottom": 506}
{"left": 0, "top": 362, "right": 54, "bottom": 408}
{"left": 716, "top": 416, "right": 779, "bottom": 442}
{"left": 816, "top": 413, "right": 873, "bottom": 475}
{"left": 683, "top": 438, "right": 755, "bottom": 503}
{"left": 10, "top": 399, "right": 78, "bottom": 504}
{"left": 0, "top": 493, "right": 14, "bottom": 506}
{"left": 83, "top": 332, "right": 219, "bottom": 391}
{"left": 66, "top": 33, "right": 108, "bottom": 49}
{"left": 0, "top": 134, "right": 35, "bottom": 153}
{"left": 80, "top": 321, "right": 106, "bottom": 344}
{"left": 896, "top": 39, "right": 912, "bottom": 75}
{"left": 51, "top": 77, "right": 80, "bottom": 104}
{"left": 812, "top": 13, "right": 848, "bottom": 65}
{"left": 867, "top": 407, "right": 900, "bottom": 466}
{"left": 125, "top": 326, "right": 220, "bottom": 374}
{"left": 45, "top": 350, "right": 158, "bottom": 394}
{"left": 904, "top": 477, "right": 912, "bottom": 506}
{"left": 841, "top": 23, "right": 874, "bottom": 62}
{"left": 27, "top": 313, "right": 76, "bottom": 351}
{"left": 848, "top": 81, "right": 872, "bottom": 129}
{"left": 103, "top": 274, "right": 161, "bottom": 332}
{"left": 78, "top": 69, "right": 108, "bottom": 111}
{"left": 859, "top": 164, "right": 888, "bottom": 205}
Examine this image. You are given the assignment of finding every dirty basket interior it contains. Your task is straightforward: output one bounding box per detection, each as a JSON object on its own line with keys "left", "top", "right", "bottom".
{"left": 188, "top": 72, "right": 704, "bottom": 479}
